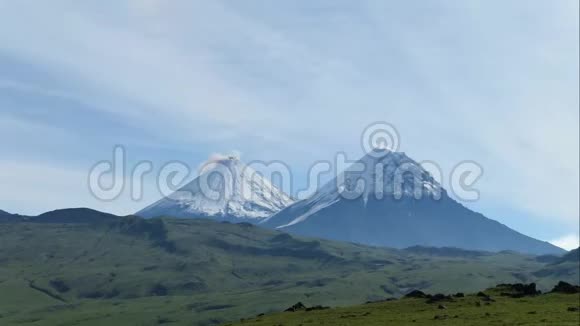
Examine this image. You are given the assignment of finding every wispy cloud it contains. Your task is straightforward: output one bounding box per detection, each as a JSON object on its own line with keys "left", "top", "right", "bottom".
{"left": 0, "top": 0, "right": 577, "bottom": 241}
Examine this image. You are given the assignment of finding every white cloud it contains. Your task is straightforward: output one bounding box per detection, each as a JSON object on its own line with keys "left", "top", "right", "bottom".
{"left": 0, "top": 160, "right": 154, "bottom": 216}
{"left": 550, "top": 234, "right": 580, "bottom": 251}
{"left": 0, "top": 0, "right": 577, "bottom": 236}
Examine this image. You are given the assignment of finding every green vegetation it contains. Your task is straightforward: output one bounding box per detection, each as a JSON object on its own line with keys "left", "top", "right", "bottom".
{"left": 229, "top": 286, "right": 580, "bottom": 325}
{"left": 0, "top": 212, "right": 578, "bottom": 325}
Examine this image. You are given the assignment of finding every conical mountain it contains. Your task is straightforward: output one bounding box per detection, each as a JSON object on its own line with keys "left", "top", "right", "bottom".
{"left": 137, "top": 156, "right": 294, "bottom": 222}
{"left": 261, "top": 149, "right": 563, "bottom": 255}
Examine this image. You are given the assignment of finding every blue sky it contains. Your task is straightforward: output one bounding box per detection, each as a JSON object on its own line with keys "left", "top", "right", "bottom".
{"left": 0, "top": 0, "right": 578, "bottom": 249}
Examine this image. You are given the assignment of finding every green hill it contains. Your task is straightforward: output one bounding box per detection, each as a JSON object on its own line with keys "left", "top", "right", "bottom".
{"left": 0, "top": 209, "right": 577, "bottom": 325}
{"left": 229, "top": 284, "right": 580, "bottom": 326}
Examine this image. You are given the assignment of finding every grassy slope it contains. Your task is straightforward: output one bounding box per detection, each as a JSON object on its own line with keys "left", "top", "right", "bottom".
{"left": 229, "top": 291, "right": 580, "bottom": 326}
{"left": 0, "top": 217, "right": 577, "bottom": 325}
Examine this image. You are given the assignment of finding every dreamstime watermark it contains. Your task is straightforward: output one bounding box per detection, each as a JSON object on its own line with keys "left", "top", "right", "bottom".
{"left": 88, "top": 122, "right": 483, "bottom": 204}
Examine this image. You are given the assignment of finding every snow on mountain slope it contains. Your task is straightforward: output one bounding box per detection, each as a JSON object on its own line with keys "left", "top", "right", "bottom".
{"left": 260, "top": 149, "right": 563, "bottom": 255}
{"left": 137, "top": 156, "right": 294, "bottom": 221}
{"left": 261, "top": 149, "right": 441, "bottom": 228}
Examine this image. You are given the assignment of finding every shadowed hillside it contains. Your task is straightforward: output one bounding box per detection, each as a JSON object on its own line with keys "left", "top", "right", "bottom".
{"left": 0, "top": 209, "right": 577, "bottom": 325}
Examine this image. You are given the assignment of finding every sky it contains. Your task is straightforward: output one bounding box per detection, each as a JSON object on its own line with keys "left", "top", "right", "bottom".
{"left": 0, "top": 0, "right": 578, "bottom": 249}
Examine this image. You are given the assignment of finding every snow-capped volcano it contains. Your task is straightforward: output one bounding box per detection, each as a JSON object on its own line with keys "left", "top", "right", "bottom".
{"left": 261, "top": 149, "right": 441, "bottom": 228}
{"left": 137, "top": 156, "right": 294, "bottom": 221}
{"left": 261, "top": 149, "right": 563, "bottom": 255}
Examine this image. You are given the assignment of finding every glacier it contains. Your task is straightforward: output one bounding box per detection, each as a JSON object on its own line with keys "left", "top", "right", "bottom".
{"left": 137, "top": 156, "right": 294, "bottom": 222}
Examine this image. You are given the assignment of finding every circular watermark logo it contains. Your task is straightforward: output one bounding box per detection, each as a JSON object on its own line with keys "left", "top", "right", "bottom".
{"left": 361, "top": 121, "right": 400, "bottom": 156}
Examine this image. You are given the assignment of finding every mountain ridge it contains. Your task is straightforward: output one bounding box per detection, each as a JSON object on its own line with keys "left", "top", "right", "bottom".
{"left": 136, "top": 156, "right": 294, "bottom": 222}
{"left": 261, "top": 150, "right": 564, "bottom": 255}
